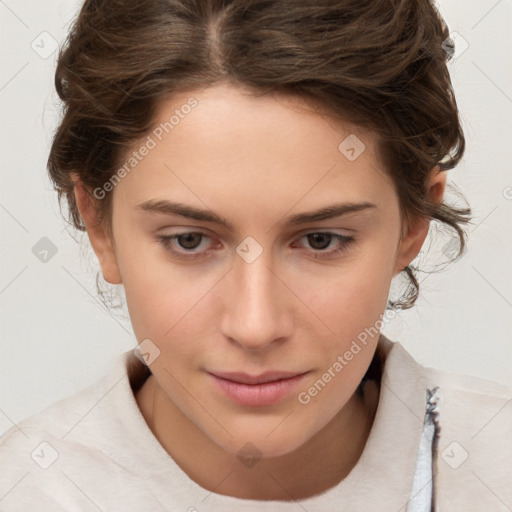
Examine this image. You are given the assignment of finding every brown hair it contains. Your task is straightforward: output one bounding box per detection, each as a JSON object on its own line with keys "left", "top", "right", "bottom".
{"left": 47, "top": 0, "right": 471, "bottom": 311}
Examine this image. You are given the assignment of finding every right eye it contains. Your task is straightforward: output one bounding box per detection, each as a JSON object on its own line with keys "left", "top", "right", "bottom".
{"left": 156, "top": 231, "right": 213, "bottom": 260}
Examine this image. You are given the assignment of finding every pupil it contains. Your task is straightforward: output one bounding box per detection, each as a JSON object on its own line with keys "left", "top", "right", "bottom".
{"left": 308, "top": 233, "right": 331, "bottom": 250}
{"left": 179, "top": 233, "right": 202, "bottom": 249}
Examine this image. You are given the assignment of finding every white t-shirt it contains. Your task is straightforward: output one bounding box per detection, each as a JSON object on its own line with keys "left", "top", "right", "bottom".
{"left": 1, "top": 339, "right": 511, "bottom": 511}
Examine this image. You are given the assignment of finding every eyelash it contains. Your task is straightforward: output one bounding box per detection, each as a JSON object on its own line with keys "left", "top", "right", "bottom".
{"left": 156, "top": 231, "right": 356, "bottom": 261}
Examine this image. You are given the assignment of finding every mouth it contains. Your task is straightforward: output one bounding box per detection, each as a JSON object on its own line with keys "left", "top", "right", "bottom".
{"left": 207, "top": 370, "right": 310, "bottom": 407}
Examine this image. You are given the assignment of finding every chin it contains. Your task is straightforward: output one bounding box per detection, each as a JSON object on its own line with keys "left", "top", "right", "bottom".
{"left": 214, "top": 423, "right": 312, "bottom": 460}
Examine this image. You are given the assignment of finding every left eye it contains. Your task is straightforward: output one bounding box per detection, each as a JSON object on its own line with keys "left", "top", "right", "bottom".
{"left": 298, "top": 232, "right": 346, "bottom": 251}
{"left": 292, "top": 232, "right": 355, "bottom": 259}
{"left": 156, "top": 231, "right": 355, "bottom": 260}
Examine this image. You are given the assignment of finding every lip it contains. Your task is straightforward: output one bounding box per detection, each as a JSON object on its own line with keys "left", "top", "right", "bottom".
{"left": 207, "top": 370, "right": 310, "bottom": 407}
{"left": 210, "top": 370, "right": 307, "bottom": 385}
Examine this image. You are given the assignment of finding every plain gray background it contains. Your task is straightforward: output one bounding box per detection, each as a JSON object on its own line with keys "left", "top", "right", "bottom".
{"left": 1, "top": 0, "right": 511, "bottom": 437}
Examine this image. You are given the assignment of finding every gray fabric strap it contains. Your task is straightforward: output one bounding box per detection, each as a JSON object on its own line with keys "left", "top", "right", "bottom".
{"left": 406, "top": 387, "right": 440, "bottom": 512}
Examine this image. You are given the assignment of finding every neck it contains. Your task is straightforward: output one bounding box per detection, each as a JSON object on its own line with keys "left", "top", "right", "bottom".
{"left": 136, "top": 364, "right": 381, "bottom": 500}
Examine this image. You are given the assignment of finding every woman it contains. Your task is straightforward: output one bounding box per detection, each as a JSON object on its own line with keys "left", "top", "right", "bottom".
{"left": 1, "top": 0, "right": 511, "bottom": 510}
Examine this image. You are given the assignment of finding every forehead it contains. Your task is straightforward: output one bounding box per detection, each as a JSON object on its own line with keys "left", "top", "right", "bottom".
{"left": 149, "top": 82, "right": 374, "bottom": 151}
{"left": 113, "top": 83, "right": 394, "bottom": 221}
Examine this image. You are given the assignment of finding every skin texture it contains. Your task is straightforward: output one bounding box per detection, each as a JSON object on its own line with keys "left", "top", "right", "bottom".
{"left": 72, "top": 82, "right": 446, "bottom": 500}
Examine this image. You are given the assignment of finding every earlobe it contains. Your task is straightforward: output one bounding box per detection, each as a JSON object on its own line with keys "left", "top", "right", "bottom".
{"left": 393, "top": 167, "right": 447, "bottom": 275}
{"left": 72, "top": 176, "right": 123, "bottom": 285}
{"left": 393, "top": 216, "right": 430, "bottom": 276}
{"left": 427, "top": 166, "right": 446, "bottom": 204}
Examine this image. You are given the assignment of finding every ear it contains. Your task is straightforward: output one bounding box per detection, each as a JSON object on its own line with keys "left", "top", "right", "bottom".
{"left": 71, "top": 173, "right": 122, "bottom": 285}
{"left": 393, "top": 167, "right": 447, "bottom": 275}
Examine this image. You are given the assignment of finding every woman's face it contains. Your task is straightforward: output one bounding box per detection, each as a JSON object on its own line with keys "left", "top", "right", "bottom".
{"left": 83, "top": 82, "right": 426, "bottom": 458}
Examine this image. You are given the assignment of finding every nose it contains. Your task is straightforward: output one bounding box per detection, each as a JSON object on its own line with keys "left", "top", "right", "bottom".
{"left": 220, "top": 245, "right": 294, "bottom": 351}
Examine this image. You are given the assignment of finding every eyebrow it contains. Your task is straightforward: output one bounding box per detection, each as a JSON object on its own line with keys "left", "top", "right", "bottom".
{"left": 136, "top": 199, "right": 377, "bottom": 230}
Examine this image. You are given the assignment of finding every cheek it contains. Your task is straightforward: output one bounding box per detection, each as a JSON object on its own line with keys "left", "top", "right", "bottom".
{"left": 293, "top": 268, "right": 390, "bottom": 429}
{"left": 298, "top": 257, "right": 393, "bottom": 340}
{"left": 119, "top": 253, "right": 192, "bottom": 344}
